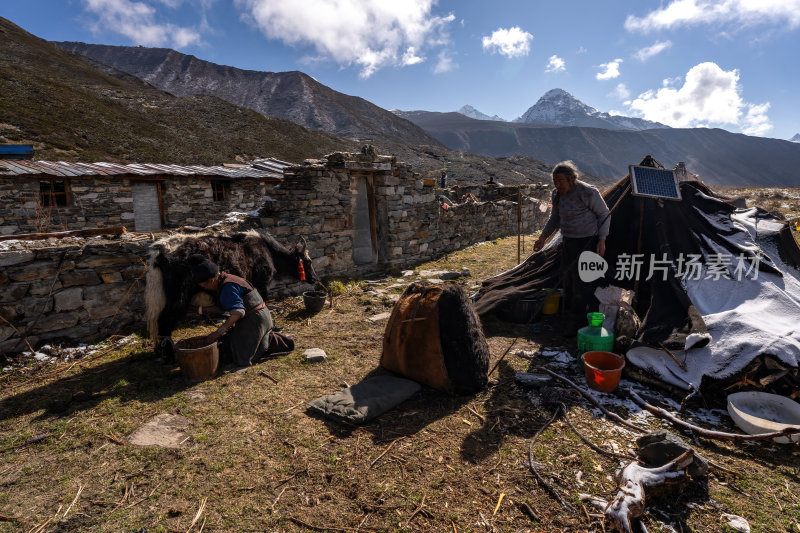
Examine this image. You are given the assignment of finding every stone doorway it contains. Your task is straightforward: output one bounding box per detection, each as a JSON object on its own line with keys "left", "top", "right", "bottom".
{"left": 351, "top": 174, "right": 377, "bottom": 265}
{"left": 132, "top": 182, "right": 163, "bottom": 232}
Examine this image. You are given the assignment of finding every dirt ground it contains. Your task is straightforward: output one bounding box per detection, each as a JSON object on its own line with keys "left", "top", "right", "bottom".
{"left": 2, "top": 227, "right": 799, "bottom": 533}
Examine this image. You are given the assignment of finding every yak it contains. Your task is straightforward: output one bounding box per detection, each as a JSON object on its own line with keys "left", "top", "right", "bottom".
{"left": 145, "top": 229, "right": 318, "bottom": 349}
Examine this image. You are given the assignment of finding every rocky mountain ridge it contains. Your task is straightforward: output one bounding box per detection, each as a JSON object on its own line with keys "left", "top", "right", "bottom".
{"left": 514, "top": 88, "right": 668, "bottom": 131}
{"left": 56, "top": 42, "right": 441, "bottom": 147}
{"left": 456, "top": 105, "right": 505, "bottom": 122}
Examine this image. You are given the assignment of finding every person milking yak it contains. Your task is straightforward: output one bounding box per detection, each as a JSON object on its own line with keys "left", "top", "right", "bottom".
{"left": 188, "top": 254, "right": 274, "bottom": 367}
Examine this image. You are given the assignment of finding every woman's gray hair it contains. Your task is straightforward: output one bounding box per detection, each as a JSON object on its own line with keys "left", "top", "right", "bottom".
{"left": 551, "top": 160, "right": 579, "bottom": 182}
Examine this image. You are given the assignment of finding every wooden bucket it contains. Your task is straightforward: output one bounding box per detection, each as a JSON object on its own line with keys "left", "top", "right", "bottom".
{"left": 175, "top": 336, "right": 219, "bottom": 381}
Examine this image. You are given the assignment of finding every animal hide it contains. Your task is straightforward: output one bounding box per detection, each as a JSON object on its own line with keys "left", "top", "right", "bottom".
{"left": 381, "top": 282, "right": 489, "bottom": 395}
{"left": 145, "top": 229, "right": 317, "bottom": 340}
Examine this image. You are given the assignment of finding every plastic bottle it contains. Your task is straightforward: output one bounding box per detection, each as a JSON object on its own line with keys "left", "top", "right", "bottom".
{"left": 576, "top": 312, "right": 614, "bottom": 358}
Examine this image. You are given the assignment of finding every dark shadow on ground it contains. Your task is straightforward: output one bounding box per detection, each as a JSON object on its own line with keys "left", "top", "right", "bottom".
{"left": 459, "top": 360, "right": 556, "bottom": 463}
{"left": 0, "top": 348, "right": 191, "bottom": 423}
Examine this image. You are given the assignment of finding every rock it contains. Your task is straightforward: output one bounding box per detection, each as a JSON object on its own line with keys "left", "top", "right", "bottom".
{"left": 439, "top": 272, "right": 462, "bottom": 280}
{"left": 54, "top": 287, "right": 83, "bottom": 311}
{"left": 514, "top": 372, "right": 552, "bottom": 388}
{"left": 401, "top": 270, "right": 415, "bottom": 277}
{"left": 367, "top": 312, "right": 391, "bottom": 323}
{"left": 304, "top": 348, "right": 327, "bottom": 363}
{"left": 721, "top": 514, "right": 750, "bottom": 533}
{"left": 59, "top": 269, "right": 101, "bottom": 287}
{"left": 418, "top": 269, "right": 448, "bottom": 278}
{"left": 127, "top": 414, "right": 191, "bottom": 448}
{"left": 0, "top": 250, "right": 34, "bottom": 267}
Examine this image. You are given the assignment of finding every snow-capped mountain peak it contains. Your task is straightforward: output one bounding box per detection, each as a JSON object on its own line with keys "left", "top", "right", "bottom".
{"left": 456, "top": 105, "right": 505, "bottom": 122}
{"left": 514, "top": 88, "right": 668, "bottom": 131}
{"left": 790, "top": 133, "right": 800, "bottom": 143}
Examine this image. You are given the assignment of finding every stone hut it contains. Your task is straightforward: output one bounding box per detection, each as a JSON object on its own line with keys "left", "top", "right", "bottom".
{"left": 260, "top": 147, "right": 551, "bottom": 276}
{"left": 0, "top": 159, "right": 289, "bottom": 235}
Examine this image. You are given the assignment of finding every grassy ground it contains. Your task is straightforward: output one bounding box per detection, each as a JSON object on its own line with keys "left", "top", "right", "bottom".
{"left": 2, "top": 235, "right": 800, "bottom": 533}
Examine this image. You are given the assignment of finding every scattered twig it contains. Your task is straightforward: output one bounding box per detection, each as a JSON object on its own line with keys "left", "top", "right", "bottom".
{"left": 282, "top": 440, "right": 297, "bottom": 456}
{"left": 288, "top": 516, "right": 376, "bottom": 532}
{"left": 492, "top": 493, "right": 505, "bottom": 515}
{"left": 271, "top": 487, "right": 287, "bottom": 512}
{"left": 488, "top": 338, "right": 518, "bottom": 377}
{"left": 280, "top": 401, "right": 305, "bottom": 415}
{"left": 369, "top": 437, "right": 405, "bottom": 469}
{"left": 403, "top": 495, "right": 426, "bottom": 528}
{"left": 629, "top": 387, "right": 800, "bottom": 441}
{"left": 0, "top": 314, "right": 36, "bottom": 355}
{"left": 105, "top": 433, "right": 125, "bottom": 445}
{"left": 559, "top": 403, "right": 639, "bottom": 462}
{"left": 706, "top": 459, "right": 742, "bottom": 478}
{"left": 527, "top": 406, "right": 576, "bottom": 512}
{"left": 62, "top": 484, "right": 84, "bottom": 519}
{"left": 658, "top": 342, "right": 686, "bottom": 372}
{"left": 1, "top": 433, "right": 50, "bottom": 453}
{"left": 467, "top": 406, "right": 485, "bottom": 423}
{"left": 259, "top": 370, "right": 279, "bottom": 384}
{"left": 535, "top": 366, "right": 643, "bottom": 433}
{"left": 517, "top": 501, "right": 539, "bottom": 521}
{"left": 186, "top": 496, "right": 207, "bottom": 533}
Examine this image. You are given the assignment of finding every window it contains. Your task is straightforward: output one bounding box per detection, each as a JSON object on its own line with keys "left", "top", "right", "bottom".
{"left": 39, "top": 180, "right": 69, "bottom": 207}
{"left": 211, "top": 180, "right": 229, "bottom": 201}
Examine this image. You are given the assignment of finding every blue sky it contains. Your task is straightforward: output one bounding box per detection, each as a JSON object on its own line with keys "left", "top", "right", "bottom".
{"left": 2, "top": 0, "right": 799, "bottom": 140}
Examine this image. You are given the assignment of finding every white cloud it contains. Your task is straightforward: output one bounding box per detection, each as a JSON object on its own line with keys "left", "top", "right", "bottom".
{"left": 82, "top": 0, "right": 202, "bottom": 48}
{"left": 626, "top": 62, "right": 772, "bottom": 136}
{"left": 625, "top": 0, "right": 800, "bottom": 32}
{"left": 433, "top": 50, "right": 456, "bottom": 74}
{"left": 577, "top": 46, "right": 588, "bottom": 54}
{"left": 401, "top": 47, "right": 424, "bottom": 66}
{"left": 596, "top": 58, "right": 622, "bottom": 80}
{"left": 234, "top": 0, "right": 455, "bottom": 78}
{"left": 634, "top": 40, "right": 672, "bottom": 61}
{"left": 609, "top": 83, "right": 630, "bottom": 100}
{"left": 481, "top": 26, "right": 533, "bottom": 58}
{"left": 545, "top": 55, "right": 565, "bottom": 73}
{"left": 742, "top": 102, "right": 772, "bottom": 136}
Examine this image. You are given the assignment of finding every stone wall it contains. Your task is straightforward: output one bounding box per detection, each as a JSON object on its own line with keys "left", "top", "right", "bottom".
{"left": 0, "top": 175, "right": 268, "bottom": 235}
{"left": 1, "top": 150, "right": 553, "bottom": 353}
{"left": 0, "top": 240, "right": 148, "bottom": 355}
{"left": 260, "top": 151, "right": 551, "bottom": 277}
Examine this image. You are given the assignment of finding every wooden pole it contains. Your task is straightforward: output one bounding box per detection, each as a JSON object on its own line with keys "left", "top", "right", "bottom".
{"left": 0, "top": 226, "right": 126, "bottom": 242}
{"left": 517, "top": 187, "right": 522, "bottom": 264}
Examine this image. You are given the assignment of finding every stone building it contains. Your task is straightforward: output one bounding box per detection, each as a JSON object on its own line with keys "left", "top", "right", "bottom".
{"left": 261, "top": 147, "right": 551, "bottom": 276}
{"left": 0, "top": 159, "right": 289, "bottom": 235}
{"left": 0, "top": 148, "right": 552, "bottom": 353}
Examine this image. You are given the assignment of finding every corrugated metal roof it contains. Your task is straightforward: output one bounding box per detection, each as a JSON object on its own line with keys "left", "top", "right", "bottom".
{"left": 251, "top": 157, "right": 292, "bottom": 177}
{"left": 0, "top": 160, "right": 285, "bottom": 179}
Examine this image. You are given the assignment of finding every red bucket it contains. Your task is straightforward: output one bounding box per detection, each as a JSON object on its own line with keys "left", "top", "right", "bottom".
{"left": 581, "top": 351, "right": 625, "bottom": 392}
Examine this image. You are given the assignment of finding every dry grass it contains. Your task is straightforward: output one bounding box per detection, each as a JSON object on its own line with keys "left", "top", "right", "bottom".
{"left": 1, "top": 235, "right": 799, "bottom": 533}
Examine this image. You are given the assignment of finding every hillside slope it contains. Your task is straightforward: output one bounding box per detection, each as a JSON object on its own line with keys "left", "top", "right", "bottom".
{"left": 396, "top": 110, "right": 800, "bottom": 186}
{"left": 57, "top": 42, "right": 442, "bottom": 147}
{"left": 0, "top": 17, "right": 352, "bottom": 164}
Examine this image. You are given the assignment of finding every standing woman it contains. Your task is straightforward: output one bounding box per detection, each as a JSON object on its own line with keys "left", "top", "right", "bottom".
{"left": 189, "top": 255, "right": 273, "bottom": 367}
{"left": 533, "top": 161, "right": 610, "bottom": 323}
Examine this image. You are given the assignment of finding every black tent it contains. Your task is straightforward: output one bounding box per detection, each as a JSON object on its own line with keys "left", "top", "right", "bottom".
{"left": 474, "top": 158, "right": 800, "bottom": 389}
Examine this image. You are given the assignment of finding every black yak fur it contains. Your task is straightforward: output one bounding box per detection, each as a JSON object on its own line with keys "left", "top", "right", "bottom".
{"left": 400, "top": 282, "right": 490, "bottom": 395}
{"left": 146, "top": 229, "right": 318, "bottom": 341}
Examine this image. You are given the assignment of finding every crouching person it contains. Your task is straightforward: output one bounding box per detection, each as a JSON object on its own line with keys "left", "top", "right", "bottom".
{"left": 189, "top": 254, "right": 273, "bottom": 367}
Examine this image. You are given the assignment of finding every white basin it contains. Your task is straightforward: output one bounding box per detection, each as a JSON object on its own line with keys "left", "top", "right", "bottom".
{"left": 727, "top": 391, "right": 800, "bottom": 444}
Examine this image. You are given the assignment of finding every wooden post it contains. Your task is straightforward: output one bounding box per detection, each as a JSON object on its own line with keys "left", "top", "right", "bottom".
{"left": 517, "top": 187, "right": 522, "bottom": 264}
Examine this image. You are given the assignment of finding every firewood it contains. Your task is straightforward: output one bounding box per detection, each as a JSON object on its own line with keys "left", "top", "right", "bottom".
{"left": 606, "top": 450, "right": 694, "bottom": 533}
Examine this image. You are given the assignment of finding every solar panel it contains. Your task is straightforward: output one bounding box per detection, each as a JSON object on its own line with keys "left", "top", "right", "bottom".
{"left": 629, "top": 165, "right": 681, "bottom": 201}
